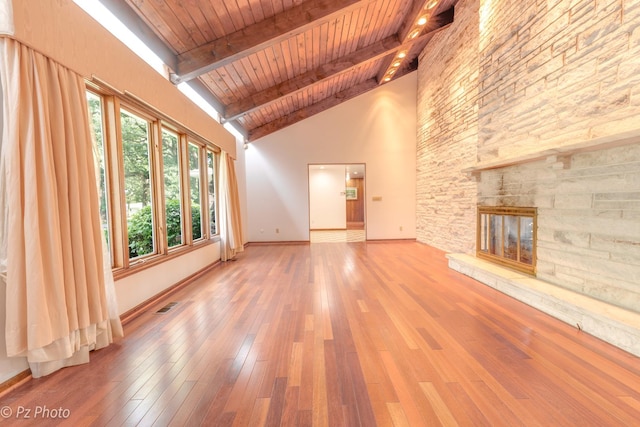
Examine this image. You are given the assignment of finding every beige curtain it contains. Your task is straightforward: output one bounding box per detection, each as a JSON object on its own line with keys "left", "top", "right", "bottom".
{"left": 0, "top": 38, "right": 123, "bottom": 377}
{"left": 218, "top": 151, "right": 244, "bottom": 261}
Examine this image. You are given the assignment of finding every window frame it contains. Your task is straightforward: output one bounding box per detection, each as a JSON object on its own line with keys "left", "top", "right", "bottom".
{"left": 206, "top": 149, "right": 219, "bottom": 237}
{"left": 160, "top": 125, "right": 186, "bottom": 251}
{"left": 86, "top": 89, "right": 115, "bottom": 267}
{"left": 187, "top": 139, "right": 206, "bottom": 242}
{"left": 86, "top": 82, "right": 221, "bottom": 279}
{"left": 119, "top": 103, "right": 160, "bottom": 264}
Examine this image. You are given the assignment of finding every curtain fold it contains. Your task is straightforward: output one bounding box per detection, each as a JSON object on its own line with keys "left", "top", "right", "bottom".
{"left": 0, "top": 37, "right": 122, "bottom": 377}
{"left": 218, "top": 151, "right": 244, "bottom": 261}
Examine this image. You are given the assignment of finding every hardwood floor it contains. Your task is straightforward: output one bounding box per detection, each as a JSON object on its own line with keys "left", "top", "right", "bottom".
{"left": 1, "top": 242, "right": 639, "bottom": 426}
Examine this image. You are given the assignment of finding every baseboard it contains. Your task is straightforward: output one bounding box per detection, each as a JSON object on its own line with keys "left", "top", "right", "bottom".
{"left": 246, "top": 241, "right": 310, "bottom": 246}
{"left": 246, "top": 239, "right": 416, "bottom": 245}
{"left": 120, "top": 259, "right": 221, "bottom": 325}
{"left": 366, "top": 238, "right": 417, "bottom": 243}
{"left": 0, "top": 370, "right": 31, "bottom": 399}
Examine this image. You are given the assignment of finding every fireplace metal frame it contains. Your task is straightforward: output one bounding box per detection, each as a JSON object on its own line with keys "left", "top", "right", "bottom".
{"left": 476, "top": 206, "right": 537, "bottom": 275}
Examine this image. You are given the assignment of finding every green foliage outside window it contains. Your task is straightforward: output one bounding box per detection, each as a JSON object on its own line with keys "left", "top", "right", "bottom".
{"left": 128, "top": 200, "right": 201, "bottom": 258}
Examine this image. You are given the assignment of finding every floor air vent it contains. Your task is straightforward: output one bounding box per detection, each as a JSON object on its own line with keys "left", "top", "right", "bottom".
{"left": 155, "top": 302, "right": 178, "bottom": 314}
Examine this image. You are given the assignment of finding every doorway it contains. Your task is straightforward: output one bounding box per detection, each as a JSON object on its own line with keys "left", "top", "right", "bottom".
{"left": 308, "top": 164, "right": 366, "bottom": 242}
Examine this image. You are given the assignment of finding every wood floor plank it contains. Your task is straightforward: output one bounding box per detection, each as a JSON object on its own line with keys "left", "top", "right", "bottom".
{"left": 379, "top": 350, "right": 424, "bottom": 426}
{"left": 386, "top": 401, "right": 411, "bottom": 427}
{"left": 419, "top": 381, "right": 459, "bottom": 427}
{"left": 1, "top": 242, "right": 638, "bottom": 426}
{"left": 279, "top": 386, "right": 300, "bottom": 426}
{"left": 367, "top": 383, "right": 396, "bottom": 427}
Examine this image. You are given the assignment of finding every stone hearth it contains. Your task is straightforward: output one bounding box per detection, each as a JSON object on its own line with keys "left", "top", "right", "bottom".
{"left": 448, "top": 253, "right": 640, "bottom": 356}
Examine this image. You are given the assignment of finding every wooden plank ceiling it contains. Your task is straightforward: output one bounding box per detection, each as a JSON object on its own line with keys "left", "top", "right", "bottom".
{"left": 118, "top": 0, "right": 458, "bottom": 141}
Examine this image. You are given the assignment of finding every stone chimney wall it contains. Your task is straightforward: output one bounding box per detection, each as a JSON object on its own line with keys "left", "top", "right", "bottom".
{"left": 417, "top": 0, "right": 640, "bottom": 311}
{"left": 416, "top": 0, "right": 479, "bottom": 253}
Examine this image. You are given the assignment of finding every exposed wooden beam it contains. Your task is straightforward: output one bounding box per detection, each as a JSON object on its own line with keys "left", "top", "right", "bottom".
{"left": 398, "top": 0, "right": 440, "bottom": 42}
{"left": 247, "top": 65, "right": 418, "bottom": 142}
{"left": 172, "top": 0, "right": 370, "bottom": 83}
{"left": 377, "top": 6, "right": 454, "bottom": 83}
{"left": 224, "top": 35, "right": 402, "bottom": 121}
{"left": 225, "top": 16, "right": 453, "bottom": 122}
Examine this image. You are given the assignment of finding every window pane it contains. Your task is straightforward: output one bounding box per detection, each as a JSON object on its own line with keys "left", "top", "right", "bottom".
{"left": 207, "top": 151, "right": 216, "bottom": 235}
{"left": 479, "top": 213, "right": 488, "bottom": 252}
{"left": 121, "top": 109, "right": 154, "bottom": 258}
{"left": 503, "top": 215, "right": 518, "bottom": 261}
{"left": 163, "top": 129, "right": 182, "bottom": 248}
{"left": 189, "top": 143, "right": 202, "bottom": 240}
{"left": 86, "top": 92, "right": 111, "bottom": 261}
{"left": 489, "top": 214, "right": 502, "bottom": 256}
{"left": 520, "top": 217, "right": 534, "bottom": 265}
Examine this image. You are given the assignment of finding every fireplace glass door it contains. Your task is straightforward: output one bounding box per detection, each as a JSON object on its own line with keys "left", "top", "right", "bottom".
{"left": 478, "top": 206, "right": 536, "bottom": 274}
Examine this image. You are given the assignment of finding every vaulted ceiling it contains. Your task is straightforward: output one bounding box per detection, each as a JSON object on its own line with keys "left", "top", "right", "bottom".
{"left": 101, "top": 0, "right": 458, "bottom": 141}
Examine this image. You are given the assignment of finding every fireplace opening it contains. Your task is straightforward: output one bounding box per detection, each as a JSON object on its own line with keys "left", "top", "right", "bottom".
{"left": 477, "top": 206, "right": 537, "bottom": 274}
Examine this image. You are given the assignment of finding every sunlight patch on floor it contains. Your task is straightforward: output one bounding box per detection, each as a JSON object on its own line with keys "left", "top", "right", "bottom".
{"left": 310, "top": 229, "right": 366, "bottom": 243}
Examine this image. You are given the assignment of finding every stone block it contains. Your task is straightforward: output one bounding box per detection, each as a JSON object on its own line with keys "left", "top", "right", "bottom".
{"left": 554, "top": 265, "right": 587, "bottom": 286}
{"left": 537, "top": 239, "right": 609, "bottom": 259}
{"left": 590, "top": 116, "right": 640, "bottom": 141}
{"left": 551, "top": 230, "right": 592, "bottom": 247}
{"left": 539, "top": 245, "right": 640, "bottom": 284}
{"left": 553, "top": 193, "right": 594, "bottom": 209}
{"left": 593, "top": 200, "right": 640, "bottom": 209}
{"left": 590, "top": 233, "right": 640, "bottom": 258}
{"left": 544, "top": 211, "right": 640, "bottom": 238}
{"left": 569, "top": 0, "right": 596, "bottom": 23}
{"left": 551, "top": 58, "right": 597, "bottom": 91}
{"left": 556, "top": 175, "right": 631, "bottom": 194}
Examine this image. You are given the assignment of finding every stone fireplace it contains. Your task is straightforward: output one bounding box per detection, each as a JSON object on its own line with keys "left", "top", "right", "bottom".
{"left": 447, "top": 140, "right": 640, "bottom": 357}
{"left": 415, "top": 0, "right": 640, "bottom": 356}
{"left": 471, "top": 142, "right": 640, "bottom": 315}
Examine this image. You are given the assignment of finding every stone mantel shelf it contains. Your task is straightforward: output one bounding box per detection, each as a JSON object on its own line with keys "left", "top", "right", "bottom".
{"left": 463, "top": 130, "right": 640, "bottom": 173}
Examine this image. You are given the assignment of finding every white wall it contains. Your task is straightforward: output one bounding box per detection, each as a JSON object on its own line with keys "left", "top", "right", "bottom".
{"left": 309, "top": 165, "right": 347, "bottom": 230}
{"left": 246, "top": 73, "right": 417, "bottom": 242}
{"left": 114, "top": 243, "right": 221, "bottom": 313}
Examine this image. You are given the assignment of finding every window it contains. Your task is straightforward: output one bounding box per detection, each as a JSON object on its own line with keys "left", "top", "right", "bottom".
{"left": 162, "top": 129, "right": 183, "bottom": 248}
{"left": 86, "top": 91, "right": 111, "bottom": 263}
{"left": 121, "top": 108, "right": 155, "bottom": 259}
{"left": 189, "top": 142, "right": 203, "bottom": 241}
{"left": 85, "top": 86, "right": 220, "bottom": 275}
{"left": 207, "top": 150, "right": 217, "bottom": 235}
